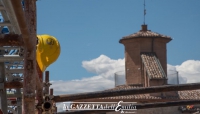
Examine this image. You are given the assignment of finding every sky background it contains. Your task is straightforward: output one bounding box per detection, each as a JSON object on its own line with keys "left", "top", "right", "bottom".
{"left": 35, "top": 0, "right": 200, "bottom": 111}
{"left": 36, "top": 0, "right": 200, "bottom": 96}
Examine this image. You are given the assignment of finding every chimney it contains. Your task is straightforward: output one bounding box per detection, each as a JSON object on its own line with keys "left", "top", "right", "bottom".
{"left": 141, "top": 25, "right": 147, "bottom": 31}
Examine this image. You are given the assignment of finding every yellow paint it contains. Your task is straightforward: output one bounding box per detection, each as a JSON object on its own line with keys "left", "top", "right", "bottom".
{"left": 36, "top": 34, "right": 61, "bottom": 72}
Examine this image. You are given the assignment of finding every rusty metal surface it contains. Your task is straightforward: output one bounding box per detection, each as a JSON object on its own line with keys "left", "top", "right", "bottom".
{"left": 36, "top": 63, "right": 43, "bottom": 114}
{"left": 0, "top": 110, "right": 3, "bottom": 114}
{"left": 5, "top": 82, "right": 23, "bottom": 88}
{"left": 54, "top": 83, "right": 200, "bottom": 102}
{"left": 0, "top": 34, "right": 23, "bottom": 46}
{"left": 57, "top": 100, "right": 200, "bottom": 114}
{"left": 10, "top": 0, "right": 32, "bottom": 50}
{"left": 50, "top": 88, "right": 53, "bottom": 95}
{"left": 44, "top": 71, "right": 49, "bottom": 94}
{"left": 11, "top": 0, "right": 38, "bottom": 113}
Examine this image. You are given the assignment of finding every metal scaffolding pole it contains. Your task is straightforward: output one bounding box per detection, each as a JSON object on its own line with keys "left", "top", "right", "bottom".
{"left": 10, "top": 0, "right": 32, "bottom": 50}
{"left": 11, "top": 0, "right": 37, "bottom": 113}
{"left": 36, "top": 63, "right": 43, "bottom": 114}
{"left": 0, "top": 55, "right": 23, "bottom": 62}
{"left": 44, "top": 71, "right": 49, "bottom": 95}
{"left": 16, "top": 88, "right": 22, "bottom": 114}
{"left": 0, "top": 62, "right": 8, "bottom": 114}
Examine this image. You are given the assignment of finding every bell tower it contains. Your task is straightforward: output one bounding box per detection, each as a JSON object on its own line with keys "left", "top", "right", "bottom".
{"left": 119, "top": 25, "right": 172, "bottom": 87}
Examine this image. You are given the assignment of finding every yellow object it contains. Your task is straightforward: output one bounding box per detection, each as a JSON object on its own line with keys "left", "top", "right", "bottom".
{"left": 36, "top": 34, "right": 61, "bottom": 72}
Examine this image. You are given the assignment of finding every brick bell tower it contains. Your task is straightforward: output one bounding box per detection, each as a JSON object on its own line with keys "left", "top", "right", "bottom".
{"left": 119, "top": 25, "right": 172, "bottom": 87}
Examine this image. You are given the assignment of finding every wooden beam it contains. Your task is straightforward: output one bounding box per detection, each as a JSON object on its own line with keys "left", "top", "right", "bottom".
{"left": 54, "top": 83, "right": 200, "bottom": 102}
{"left": 0, "top": 34, "right": 23, "bottom": 46}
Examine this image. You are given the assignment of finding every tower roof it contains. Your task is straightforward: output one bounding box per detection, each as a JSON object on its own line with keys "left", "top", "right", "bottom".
{"left": 119, "top": 25, "right": 172, "bottom": 43}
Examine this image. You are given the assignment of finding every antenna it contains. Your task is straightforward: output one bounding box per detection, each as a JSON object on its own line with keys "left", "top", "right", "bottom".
{"left": 144, "top": 0, "right": 146, "bottom": 25}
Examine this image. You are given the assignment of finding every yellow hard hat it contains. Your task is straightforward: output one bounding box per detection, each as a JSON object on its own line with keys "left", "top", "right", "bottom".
{"left": 36, "top": 34, "right": 61, "bottom": 72}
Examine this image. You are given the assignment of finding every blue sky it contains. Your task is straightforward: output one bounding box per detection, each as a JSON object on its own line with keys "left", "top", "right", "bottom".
{"left": 36, "top": 0, "right": 200, "bottom": 81}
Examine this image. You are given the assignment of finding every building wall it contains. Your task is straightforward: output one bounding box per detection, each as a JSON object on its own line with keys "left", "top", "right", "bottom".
{"left": 122, "top": 37, "right": 169, "bottom": 85}
{"left": 153, "top": 38, "right": 168, "bottom": 76}
{"left": 149, "top": 79, "right": 165, "bottom": 86}
{"left": 124, "top": 39, "right": 141, "bottom": 85}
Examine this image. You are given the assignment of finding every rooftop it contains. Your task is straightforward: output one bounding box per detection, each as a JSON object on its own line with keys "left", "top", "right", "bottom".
{"left": 141, "top": 52, "right": 167, "bottom": 79}
{"left": 99, "top": 84, "right": 200, "bottom": 100}
{"left": 119, "top": 25, "right": 172, "bottom": 43}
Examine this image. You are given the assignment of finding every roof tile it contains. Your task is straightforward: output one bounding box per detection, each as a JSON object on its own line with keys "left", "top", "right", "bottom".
{"left": 98, "top": 85, "right": 200, "bottom": 100}
{"left": 119, "top": 25, "right": 172, "bottom": 43}
{"left": 122, "top": 30, "right": 171, "bottom": 39}
{"left": 141, "top": 52, "right": 167, "bottom": 79}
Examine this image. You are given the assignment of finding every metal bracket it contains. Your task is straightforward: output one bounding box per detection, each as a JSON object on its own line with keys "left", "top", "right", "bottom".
{"left": 43, "top": 82, "right": 52, "bottom": 87}
{"left": 41, "top": 95, "right": 56, "bottom": 114}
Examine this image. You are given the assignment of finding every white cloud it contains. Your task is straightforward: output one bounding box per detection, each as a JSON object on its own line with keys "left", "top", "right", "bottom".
{"left": 51, "top": 55, "right": 125, "bottom": 95}
{"left": 176, "top": 60, "right": 200, "bottom": 83}
{"left": 82, "top": 55, "right": 125, "bottom": 75}
{"left": 167, "top": 64, "right": 187, "bottom": 84}
{"left": 50, "top": 55, "right": 200, "bottom": 112}
{"left": 52, "top": 55, "right": 200, "bottom": 96}
{"left": 167, "top": 60, "right": 200, "bottom": 84}
{"left": 51, "top": 77, "right": 114, "bottom": 95}
{"left": 52, "top": 55, "right": 125, "bottom": 112}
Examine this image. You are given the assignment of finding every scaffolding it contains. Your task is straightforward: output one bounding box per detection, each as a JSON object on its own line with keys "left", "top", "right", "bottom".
{"left": 0, "top": 0, "right": 199, "bottom": 114}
